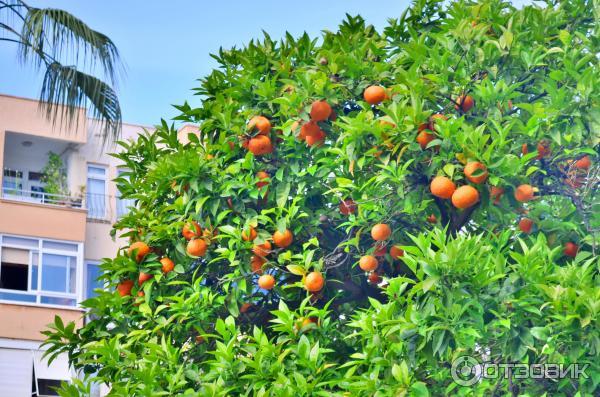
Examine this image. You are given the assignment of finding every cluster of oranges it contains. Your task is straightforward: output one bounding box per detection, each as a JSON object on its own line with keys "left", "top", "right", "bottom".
{"left": 357, "top": 223, "right": 405, "bottom": 285}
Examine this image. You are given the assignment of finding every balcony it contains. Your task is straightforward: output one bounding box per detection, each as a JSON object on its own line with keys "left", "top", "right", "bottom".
{"left": 1, "top": 187, "right": 83, "bottom": 209}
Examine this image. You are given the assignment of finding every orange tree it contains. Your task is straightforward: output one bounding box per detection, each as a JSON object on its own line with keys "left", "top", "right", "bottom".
{"left": 45, "top": 0, "right": 599, "bottom": 395}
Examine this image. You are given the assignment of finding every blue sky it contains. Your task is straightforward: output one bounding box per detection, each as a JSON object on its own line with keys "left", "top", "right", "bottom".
{"left": 0, "top": 1, "right": 412, "bottom": 127}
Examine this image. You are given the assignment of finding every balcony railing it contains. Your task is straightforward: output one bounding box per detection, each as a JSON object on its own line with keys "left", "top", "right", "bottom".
{"left": 1, "top": 187, "right": 83, "bottom": 208}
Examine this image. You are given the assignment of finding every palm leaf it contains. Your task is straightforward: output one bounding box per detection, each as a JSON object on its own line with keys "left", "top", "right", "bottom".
{"left": 41, "top": 62, "right": 121, "bottom": 142}
{"left": 19, "top": 5, "right": 122, "bottom": 84}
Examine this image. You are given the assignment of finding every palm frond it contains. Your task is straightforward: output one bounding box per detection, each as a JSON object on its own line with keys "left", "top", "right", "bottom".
{"left": 41, "top": 62, "right": 121, "bottom": 143}
{"left": 19, "top": 6, "right": 122, "bottom": 84}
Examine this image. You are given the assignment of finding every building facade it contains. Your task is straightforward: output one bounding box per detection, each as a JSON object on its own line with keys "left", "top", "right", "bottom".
{"left": 0, "top": 94, "right": 154, "bottom": 396}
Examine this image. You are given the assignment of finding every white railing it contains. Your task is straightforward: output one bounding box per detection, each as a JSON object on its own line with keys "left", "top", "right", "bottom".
{"left": 1, "top": 187, "right": 83, "bottom": 208}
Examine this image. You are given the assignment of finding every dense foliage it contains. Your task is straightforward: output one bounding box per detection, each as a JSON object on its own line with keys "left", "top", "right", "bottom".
{"left": 45, "top": 0, "right": 599, "bottom": 395}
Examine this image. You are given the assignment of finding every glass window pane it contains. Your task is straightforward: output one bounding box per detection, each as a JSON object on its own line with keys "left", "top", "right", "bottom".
{"left": 86, "top": 262, "right": 102, "bottom": 299}
{"left": 31, "top": 252, "right": 39, "bottom": 291}
{"left": 41, "top": 254, "right": 68, "bottom": 293}
{"left": 0, "top": 291, "right": 36, "bottom": 302}
{"left": 2, "top": 236, "right": 38, "bottom": 249}
{"left": 68, "top": 257, "right": 77, "bottom": 294}
{"left": 42, "top": 241, "right": 78, "bottom": 253}
{"left": 87, "top": 166, "right": 106, "bottom": 178}
{"left": 40, "top": 296, "right": 76, "bottom": 306}
{"left": 87, "top": 178, "right": 106, "bottom": 219}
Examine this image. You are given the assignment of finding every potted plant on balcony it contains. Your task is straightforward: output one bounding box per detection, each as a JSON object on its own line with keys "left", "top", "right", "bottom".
{"left": 41, "top": 151, "right": 69, "bottom": 205}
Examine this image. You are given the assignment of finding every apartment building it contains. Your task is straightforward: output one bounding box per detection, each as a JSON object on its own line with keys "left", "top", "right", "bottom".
{"left": 0, "top": 93, "right": 155, "bottom": 396}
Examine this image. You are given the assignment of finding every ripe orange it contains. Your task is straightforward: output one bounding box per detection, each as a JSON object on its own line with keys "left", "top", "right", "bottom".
{"left": 310, "top": 100, "right": 332, "bottom": 122}
{"left": 256, "top": 171, "right": 270, "bottom": 188}
{"left": 160, "top": 257, "right": 175, "bottom": 274}
{"left": 302, "top": 316, "right": 318, "bottom": 328}
{"left": 574, "top": 155, "right": 591, "bottom": 170}
{"left": 304, "top": 271, "right": 325, "bottom": 292}
{"left": 305, "top": 128, "right": 326, "bottom": 146}
{"left": 389, "top": 245, "right": 404, "bottom": 259}
{"left": 521, "top": 143, "right": 529, "bottom": 155}
{"left": 273, "top": 229, "right": 293, "bottom": 248}
{"left": 252, "top": 241, "right": 272, "bottom": 257}
{"left": 258, "top": 274, "right": 275, "bottom": 290}
{"left": 242, "top": 226, "right": 257, "bottom": 241}
{"left": 182, "top": 221, "right": 202, "bottom": 240}
{"left": 455, "top": 95, "right": 474, "bottom": 112}
{"left": 364, "top": 85, "right": 387, "bottom": 105}
{"left": 250, "top": 255, "right": 266, "bottom": 274}
{"left": 248, "top": 135, "right": 273, "bottom": 156}
{"left": 128, "top": 241, "right": 150, "bottom": 263}
{"left": 426, "top": 214, "right": 437, "bottom": 224}
{"left": 368, "top": 272, "right": 382, "bottom": 284}
{"left": 464, "top": 162, "right": 488, "bottom": 184}
{"left": 514, "top": 184, "right": 534, "bottom": 202}
{"left": 339, "top": 199, "right": 357, "bottom": 215}
{"left": 430, "top": 176, "right": 456, "bottom": 199}
{"left": 138, "top": 272, "right": 152, "bottom": 286}
{"left": 416, "top": 130, "right": 435, "bottom": 150}
{"left": 563, "top": 242, "right": 578, "bottom": 258}
{"left": 371, "top": 223, "right": 392, "bottom": 241}
{"left": 429, "top": 114, "right": 448, "bottom": 130}
{"left": 451, "top": 185, "right": 480, "bottom": 209}
{"left": 299, "top": 121, "right": 320, "bottom": 141}
{"left": 490, "top": 186, "right": 504, "bottom": 205}
{"left": 240, "top": 303, "right": 253, "bottom": 313}
{"left": 373, "top": 242, "right": 387, "bottom": 257}
{"left": 518, "top": 218, "right": 533, "bottom": 234}
{"left": 248, "top": 116, "right": 271, "bottom": 135}
{"left": 186, "top": 239, "right": 208, "bottom": 257}
{"left": 536, "top": 141, "right": 551, "bottom": 160}
{"left": 117, "top": 280, "right": 134, "bottom": 297}
{"left": 359, "top": 255, "right": 378, "bottom": 271}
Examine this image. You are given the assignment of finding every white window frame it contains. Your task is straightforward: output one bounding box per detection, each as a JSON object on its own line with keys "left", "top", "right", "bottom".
{"left": 0, "top": 234, "right": 84, "bottom": 309}
{"left": 86, "top": 164, "right": 109, "bottom": 220}
{"left": 84, "top": 260, "right": 104, "bottom": 300}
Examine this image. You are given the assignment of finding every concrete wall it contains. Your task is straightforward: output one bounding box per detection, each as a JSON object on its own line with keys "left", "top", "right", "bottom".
{"left": 0, "top": 303, "right": 83, "bottom": 341}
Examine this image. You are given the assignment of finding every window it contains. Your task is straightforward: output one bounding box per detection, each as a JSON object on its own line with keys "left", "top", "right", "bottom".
{"left": 86, "top": 165, "right": 107, "bottom": 219}
{"left": 0, "top": 235, "right": 81, "bottom": 307}
{"left": 116, "top": 168, "right": 135, "bottom": 218}
{"left": 85, "top": 261, "right": 103, "bottom": 299}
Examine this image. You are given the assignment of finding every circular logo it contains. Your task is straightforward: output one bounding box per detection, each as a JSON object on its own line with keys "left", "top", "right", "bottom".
{"left": 451, "top": 355, "right": 481, "bottom": 386}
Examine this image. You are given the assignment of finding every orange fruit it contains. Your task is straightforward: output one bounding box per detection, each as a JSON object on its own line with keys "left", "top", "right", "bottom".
{"left": 455, "top": 95, "right": 474, "bottom": 112}
{"left": 514, "top": 184, "right": 534, "bottom": 202}
{"left": 429, "top": 114, "right": 447, "bottom": 130}
{"left": 248, "top": 116, "right": 271, "bottom": 135}
{"left": 160, "top": 257, "right": 175, "bottom": 274}
{"left": 416, "top": 130, "right": 435, "bottom": 150}
{"left": 258, "top": 274, "right": 275, "bottom": 290}
{"left": 464, "top": 162, "right": 488, "bottom": 184}
{"left": 373, "top": 242, "right": 387, "bottom": 257}
{"left": 252, "top": 241, "right": 272, "bottom": 257}
{"left": 240, "top": 303, "right": 253, "bottom": 313}
{"left": 389, "top": 245, "right": 404, "bottom": 259}
{"left": 273, "top": 229, "right": 293, "bottom": 248}
{"left": 310, "top": 100, "right": 332, "bottom": 122}
{"left": 490, "top": 186, "right": 504, "bottom": 205}
{"left": 305, "top": 127, "right": 326, "bottom": 146}
{"left": 248, "top": 135, "right": 273, "bottom": 156}
{"left": 250, "top": 255, "right": 266, "bottom": 274}
{"left": 304, "top": 271, "right": 325, "bottom": 292}
{"left": 182, "top": 221, "right": 202, "bottom": 240}
{"left": 138, "top": 272, "right": 152, "bottom": 286}
{"left": 364, "top": 85, "right": 387, "bottom": 105}
{"left": 430, "top": 176, "right": 456, "bottom": 199}
{"left": 574, "top": 155, "right": 591, "bottom": 170}
{"left": 563, "top": 242, "right": 578, "bottom": 258}
{"left": 521, "top": 143, "right": 529, "bottom": 155}
{"left": 426, "top": 214, "right": 437, "bottom": 224}
{"left": 359, "top": 255, "right": 378, "bottom": 271}
{"left": 371, "top": 223, "right": 392, "bottom": 241}
{"left": 329, "top": 109, "right": 337, "bottom": 121}
{"left": 186, "top": 239, "right": 208, "bottom": 257}
{"left": 518, "top": 218, "right": 533, "bottom": 234}
{"left": 117, "top": 280, "right": 134, "bottom": 297}
{"left": 368, "top": 272, "right": 382, "bottom": 284}
{"left": 128, "top": 241, "right": 150, "bottom": 263}
{"left": 302, "top": 317, "right": 318, "bottom": 328}
{"left": 451, "top": 185, "right": 480, "bottom": 209}
{"left": 242, "top": 226, "right": 257, "bottom": 242}
{"left": 299, "top": 121, "right": 320, "bottom": 141}
{"left": 256, "top": 171, "right": 270, "bottom": 188}
{"left": 536, "top": 140, "right": 551, "bottom": 160}
{"left": 339, "top": 199, "right": 357, "bottom": 215}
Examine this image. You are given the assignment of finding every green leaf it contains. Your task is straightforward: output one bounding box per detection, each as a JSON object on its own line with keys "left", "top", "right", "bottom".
{"left": 276, "top": 181, "right": 291, "bottom": 208}
{"left": 287, "top": 265, "right": 306, "bottom": 276}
